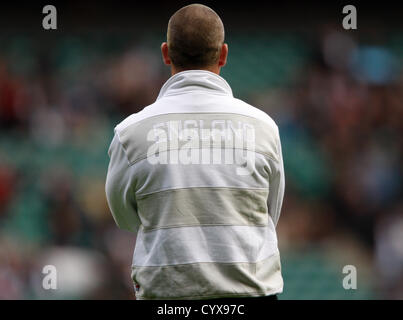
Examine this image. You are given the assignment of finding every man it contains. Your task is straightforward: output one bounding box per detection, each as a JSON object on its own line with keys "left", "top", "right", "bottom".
{"left": 105, "top": 4, "right": 285, "bottom": 300}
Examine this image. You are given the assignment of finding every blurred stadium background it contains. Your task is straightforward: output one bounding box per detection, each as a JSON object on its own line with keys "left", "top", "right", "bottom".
{"left": 0, "top": 1, "right": 402, "bottom": 299}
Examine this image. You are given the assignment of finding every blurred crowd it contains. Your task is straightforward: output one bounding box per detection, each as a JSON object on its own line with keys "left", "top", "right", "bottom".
{"left": 0, "top": 34, "right": 167, "bottom": 299}
{"left": 253, "top": 29, "right": 403, "bottom": 298}
{"left": 0, "top": 28, "right": 402, "bottom": 299}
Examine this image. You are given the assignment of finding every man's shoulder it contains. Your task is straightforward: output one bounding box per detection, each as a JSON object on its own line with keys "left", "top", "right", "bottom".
{"left": 114, "top": 96, "right": 279, "bottom": 136}
{"left": 114, "top": 102, "right": 159, "bottom": 136}
{"left": 231, "top": 97, "right": 279, "bottom": 133}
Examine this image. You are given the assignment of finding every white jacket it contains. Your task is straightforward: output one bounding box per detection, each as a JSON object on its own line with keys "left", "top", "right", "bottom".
{"left": 105, "top": 70, "right": 285, "bottom": 299}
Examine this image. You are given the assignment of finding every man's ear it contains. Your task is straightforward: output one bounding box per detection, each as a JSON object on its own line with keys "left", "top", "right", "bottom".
{"left": 218, "top": 43, "right": 228, "bottom": 67}
{"left": 161, "top": 42, "right": 171, "bottom": 65}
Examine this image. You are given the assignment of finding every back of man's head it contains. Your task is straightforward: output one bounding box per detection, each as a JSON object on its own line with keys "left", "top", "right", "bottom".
{"left": 167, "top": 4, "right": 225, "bottom": 69}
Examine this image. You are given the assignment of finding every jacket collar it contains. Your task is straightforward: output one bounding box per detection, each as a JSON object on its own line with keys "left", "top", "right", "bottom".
{"left": 157, "top": 70, "right": 233, "bottom": 100}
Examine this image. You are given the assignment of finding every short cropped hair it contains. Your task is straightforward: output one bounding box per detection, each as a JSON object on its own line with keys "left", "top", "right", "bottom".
{"left": 167, "top": 4, "right": 225, "bottom": 69}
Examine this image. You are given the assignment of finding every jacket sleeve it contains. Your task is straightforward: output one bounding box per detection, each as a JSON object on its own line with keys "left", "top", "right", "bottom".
{"left": 105, "top": 133, "right": 141, "bottom": 233}
{"left": 267, "top": 128, "right": 285, "bottom": 227}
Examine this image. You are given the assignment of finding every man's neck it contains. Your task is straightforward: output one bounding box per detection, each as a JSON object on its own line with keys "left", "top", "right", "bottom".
{"left": 171, "top": 65, "right": 220, "bottom": 76}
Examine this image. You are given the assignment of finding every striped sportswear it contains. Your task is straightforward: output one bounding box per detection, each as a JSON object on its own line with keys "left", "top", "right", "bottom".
{"left": 105, "top": 70, "right": 285, "bottom": 300}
